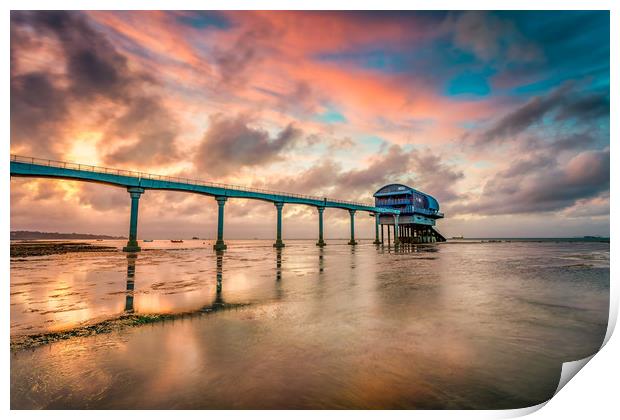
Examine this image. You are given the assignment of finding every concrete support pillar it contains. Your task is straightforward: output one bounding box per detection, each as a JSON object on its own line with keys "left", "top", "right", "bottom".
{"left": 213, "top": 196, "right": 228, "bottom": 251}
{"left": 381, "top": 223, "right": 384, "bottom": 244}
{"left": 373, "top": 213, "right": 381, "bottom": 244}
{"left": 273, "top": 202, "right": 285, "bottom": 248}
{"left": 348, "top": 209, "right": 357, "bottom": 245}
{"left": 387, "top": 223, "right": 391, "bottom": 245}
{"left": 316, "top": 206, "right": 326, "bottom": 247}
{"left": 393, "top": 214, "right": 400, "bottom": 246}
{"left": 123, "top": 187, "right": 145, "bottom": 252}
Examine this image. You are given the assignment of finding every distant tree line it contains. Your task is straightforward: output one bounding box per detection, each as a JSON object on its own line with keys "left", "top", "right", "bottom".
{"left": 10, "top": 231, "right": 126, "bottom": 240}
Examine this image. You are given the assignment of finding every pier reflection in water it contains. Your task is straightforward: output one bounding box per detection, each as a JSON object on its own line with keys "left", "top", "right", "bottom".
{"left": 276, "top": 248, "right": 282, "bottom": 282}
{"left": 121, "top": 246, "right": 291, "bottom": 317}
{"left": 213, "top": 251, "right": 224, "bottom": 307}
{"left": 10, "top": 240, "right": 610, "bottom": 409}
{"left": 124, "top": 254, "right": 137, "bottom": 313}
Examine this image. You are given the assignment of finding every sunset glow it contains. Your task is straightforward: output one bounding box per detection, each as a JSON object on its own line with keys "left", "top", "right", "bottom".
{"left": 10, "top": 11, "right": 610, "bottom": 238}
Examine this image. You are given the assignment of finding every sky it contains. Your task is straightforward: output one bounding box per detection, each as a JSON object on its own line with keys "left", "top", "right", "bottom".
{"left": 10, "top": 10, "right": 610, "bottom": 239}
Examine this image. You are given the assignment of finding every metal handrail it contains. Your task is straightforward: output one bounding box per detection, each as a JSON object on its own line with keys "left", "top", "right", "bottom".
{"left": 10, "top": 154, "right": 373, "bottom": 208}
{"left": 374, "top": 201, "right": 442, "bottom": 216}
{"left": 376, "top": 198, "right": 411, "bottom": 205}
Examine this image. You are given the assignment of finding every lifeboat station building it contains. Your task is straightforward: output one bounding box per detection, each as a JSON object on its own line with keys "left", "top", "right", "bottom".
{"left": 374, "top": 184, "right": 446, "bottom": 244}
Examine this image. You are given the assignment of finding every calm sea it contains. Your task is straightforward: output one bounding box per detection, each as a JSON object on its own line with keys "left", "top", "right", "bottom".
{"left": 10, "top": 239, "right": 609, "bottom": 409}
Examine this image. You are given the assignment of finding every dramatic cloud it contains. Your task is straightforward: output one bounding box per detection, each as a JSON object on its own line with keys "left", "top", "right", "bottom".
{"left": 105, "top": 96, "right": 181, "bottom": 165}
{"left": 452, "top": 11, "right": 542, "bottom": 63}
{"left": 271, "top": 160, "right": 343, "bottom": 194}
{"left": 478, "top": 83, "right": 609, "bottom": 144}
{"left": 195, "top": 114, "right": 302, "bottom": 176}
{"left": 10, "top": 11, "right": 610, "bottom": 237}
{"left": 10, "top": 72, "right": 69, "bottom": 156}
{"left": 337, "top": 145, "right": 411, "bottom": 192}
{"left": 256, "top": 145, "right": 464, "bottom": 208}
{"left": 453, "top": 148, "right": 609, "bottom": 215}
{"left": 334, "top": 146, "right": 464, "bottom": 204}
{"left": 10, "top": 11, "right": 181, "bottom": 166}
{"left": 213, "top": 23, "right": 275, "bottom": 88}
{"left": 77, "top": 183, "right": 128, "bottom": 211}
{"left": 21, "top": 10, "right": 134, "bottom": 99}
{"left": 408, "top": 150, "right": 464, "bottom": 202}
{"left": 546, "top": 132, "right": 597, "bottom": 153}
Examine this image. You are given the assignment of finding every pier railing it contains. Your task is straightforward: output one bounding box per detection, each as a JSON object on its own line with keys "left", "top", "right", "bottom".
{"left": 11, "top": 154, "right": 372, "bottom": 207}
{"left": 373, "top": 200, "right": 444, "bottom": 217}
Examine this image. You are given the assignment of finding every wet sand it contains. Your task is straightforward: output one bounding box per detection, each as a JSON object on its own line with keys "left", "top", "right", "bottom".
{"left": 11, "top": 305, "right": 248, "bottom": 351}
{"left": 10, "top": 239, "right": 610, "bottom": 409}
{"left": 11, "top": 241, "right": 117, "bottom": 258}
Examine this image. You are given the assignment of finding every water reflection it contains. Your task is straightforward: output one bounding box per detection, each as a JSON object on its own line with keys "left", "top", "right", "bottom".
{"left": 274, "top": 248, "right": 284, "bottom": 300}
{"left": 10, "top": 241, "right": 610, "bottom": 409}
{"left": 209, "top": 248, "right": 287, "bottom": 306}
{"left": 122, "top": 250, "right": 230, "bottom": 314}
{"left": 117, "top": 247, "right": 303, "bottom": 316}
{"left": 216, "top": 251, "right": 223, "bottom": 294}
{"left": 380, "top": 243, "right": 440, "bottom": 255}
{"left": 124, "top": 253, "right": 137, "bottom": 313}
{"left": 213, "top": 251, "right": 224, "bottom": 306}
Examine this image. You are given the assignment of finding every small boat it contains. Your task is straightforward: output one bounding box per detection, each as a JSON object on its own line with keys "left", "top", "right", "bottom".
{"left": 143, "top": 239, "right": 154, "bottom": 242}
{"left": 192, "top": 236, "right": 199, "bottom": 240}
{"left": 170, "top": 239, "right": 184, "bottom": 243}
{"left": 451, "top": 235, "right": 464, "bottom": 239}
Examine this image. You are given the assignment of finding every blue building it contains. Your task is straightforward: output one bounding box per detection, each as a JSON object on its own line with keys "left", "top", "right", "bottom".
{"left": 374, "top": 184, "right": 446, "bottom": 243}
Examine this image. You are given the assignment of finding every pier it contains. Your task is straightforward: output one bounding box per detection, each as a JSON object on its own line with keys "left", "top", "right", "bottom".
{"left": 10, "top": 155, "right": 402, "bottom": 251}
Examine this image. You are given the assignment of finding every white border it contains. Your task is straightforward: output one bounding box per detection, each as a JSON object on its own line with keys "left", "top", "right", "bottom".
{"left": 2, "top": 1, "right": 616, "bottom": 419}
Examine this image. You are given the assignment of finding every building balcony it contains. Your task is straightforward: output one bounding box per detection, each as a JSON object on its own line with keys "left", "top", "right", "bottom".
{"left": 376, "top": 202, "right": 444, "bottom": 218}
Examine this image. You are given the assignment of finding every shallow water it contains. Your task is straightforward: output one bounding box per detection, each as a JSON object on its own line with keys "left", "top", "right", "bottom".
{"left": 11, "top": 240, "right": 609, "bottom": 409}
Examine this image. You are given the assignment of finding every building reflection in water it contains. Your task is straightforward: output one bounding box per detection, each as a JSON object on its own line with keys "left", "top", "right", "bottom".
{"left": 379, "top": 237, "right": 441, "bottom": 254}
{"left": 124, "top": 253, "right": 137, "bottom": 313}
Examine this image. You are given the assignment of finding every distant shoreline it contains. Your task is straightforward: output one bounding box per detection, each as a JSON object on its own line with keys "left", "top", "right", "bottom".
{"left": 10, "top": 230, "right": 126, "bottom": 240}
{"left": 10, "top": 236, "right": 610, "bottom": 244}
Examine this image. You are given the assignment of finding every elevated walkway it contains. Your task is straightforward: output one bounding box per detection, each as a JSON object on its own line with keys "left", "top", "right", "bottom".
{"left": 10, "top": 155, "right": 398, "bottom": 215}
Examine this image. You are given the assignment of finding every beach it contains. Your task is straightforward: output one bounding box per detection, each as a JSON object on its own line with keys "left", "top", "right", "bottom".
{"left": 10, "top": 239, "right": 609, "bottom": 409}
